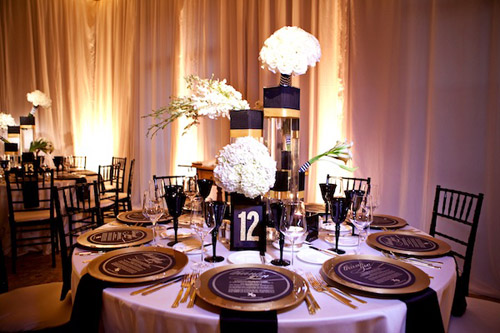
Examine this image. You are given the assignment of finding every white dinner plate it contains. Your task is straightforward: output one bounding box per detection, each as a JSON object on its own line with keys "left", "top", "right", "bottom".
{"left": 159, "top": 227, "right": 194, "bottom": 240}
{"left": 297, "top": 248, "right": 332, "bottom": 265}
{"left": 172, "top": 239, "right": 210, "bottom": 255}
{"left": 227, "top": 251, "right": 274, "bottom": 264}
{"left": 272, "top": 240, "right": 305, "bottom": 252}
{"left": 323, "top": 235, "right": 358, "bottom": 247}
{"left": 320, "top": 222, "right": 352, "bottom": 233}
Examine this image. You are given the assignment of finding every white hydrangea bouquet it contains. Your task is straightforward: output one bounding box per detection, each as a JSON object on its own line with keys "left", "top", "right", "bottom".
{"left": 214, "top": 136, "right": 277, "bottom": 199}
{"left": 145, "top": 74, "right": 250, "bottom": 137}
{"left": 27, "top": 90, "right": 52, "bottom": 116}
{"left": 259, "top": 26, "right": 321, "bottom": 77}
{"left": 299, "top": 140, "right": 357, "bottom": 173}
{"left": 0, "top": 112, "right": 16, "bottom": 143}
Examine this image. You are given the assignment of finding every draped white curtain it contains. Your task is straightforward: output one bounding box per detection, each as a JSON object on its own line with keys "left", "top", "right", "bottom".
{"left": 346, "top": 0, "right": 500, "bottom": 298}
{"left": 1, "top": 0, "right": 498, "bottom": 298}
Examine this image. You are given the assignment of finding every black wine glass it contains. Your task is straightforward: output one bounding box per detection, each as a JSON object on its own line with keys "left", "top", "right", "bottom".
{"left": 197, "top": 179, "right": 213, "bottom": 201}
{"left": 204, "top": 201, "right": 227, "bottom": 263}
{"left": 319, "top": 183, "right": 337, "bottom": 223}
{"left": 270, "top": 201, "right": 290, "bottom": 266}
{"left": 165, "top": 190, "right": 186, "bottom": 246}
{"left": 53, "top": 156, "right": 63, "bottom": 172}
{"left": 328, "top": 197, "right": 351, "bottom": 254}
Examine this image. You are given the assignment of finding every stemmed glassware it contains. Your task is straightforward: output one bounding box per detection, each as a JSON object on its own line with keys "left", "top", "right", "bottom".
{"left": 328, "top": 196, "right": 351, "bottom": 254}
{"left": 190, "top": 197, "right": 215, "bottom": 271}
{"left": 319, "top": 183, "right": 337, "bottom": 224}
{"left": 164, "top": 185, "right": 186, "bottom": 247}
{"left": 142, "top": 181, "right": 165, "bottom": 246}
{"left": 280, "top": 200, "right": 307, "bottom": 266}
{"left": 204, "top": 201, "right": 227, "bottom": 263}
{"left": 197, "top": 179, "right": 213, "bottom": 202}
{"left": 367, "top": 184, "right": 380, "bottom": 215}
{"left": 53, "top": 156, "right": 63, "bottom": 173}
{"left": 350, "top": 194, "right": 373, "bottom": 253}
{"left": 183, "top": 176, "right": 198, "bottom": 209}
{"left": 270, "top": 201, "right": 290, "bottom": 267}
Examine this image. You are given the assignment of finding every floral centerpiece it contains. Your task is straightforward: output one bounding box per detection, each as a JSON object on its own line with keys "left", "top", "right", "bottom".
{"left": 144, "top": 75, "right": 250, "bottom": 137}
{"left": 0, "top": 112, "right": 16, "bottom": 143}
{"left": 299, "top": 140, "right": 357, "bottom": 173}
{"left": 27, "top": 90, "right": 52, "bottom": 116}
{"left": 29, "top": 137, "right": 54, "bottom": 157}
{"left": 214, "top": 136, "right": 276, "bottom": 199}
{"left": 259, "top": 26, "right": 321, "bottom": 84}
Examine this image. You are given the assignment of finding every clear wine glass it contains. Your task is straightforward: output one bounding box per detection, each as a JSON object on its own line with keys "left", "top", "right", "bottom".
{"left": 190, "top": 197, "right": 215, "bottom": 271}
{"left": 142, "top": 182, "right": 165, "bottom": 246}
{"left": 280, "top": 200, "right": 307, "bottom": 266}
{"left": 367, "top": 184, "right": 380, "bottom": 215}
{"left": 183, "top": 176, "right": 198, "bottom": 209}
{"left": 350, "top": 194, "right": 373, "bottom": 253}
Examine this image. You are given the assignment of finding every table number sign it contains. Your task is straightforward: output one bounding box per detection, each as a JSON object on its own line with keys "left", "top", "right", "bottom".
{"left": 230, "top": 194, "right": 266, "bottom": 251}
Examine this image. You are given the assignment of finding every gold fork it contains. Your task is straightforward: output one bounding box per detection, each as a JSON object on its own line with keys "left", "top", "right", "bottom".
{"left": 172, "top": 274, "right": 191, "bottom": 308}
{"left": 306, "top": 272, "right": 357, "bottom": 309}
{"left": 304, "top": 281, "right": 320, "bottom": 314}
{"left": 187, "top": 272, "right": 200, "bottom": 308}
{"left": 315, "top": 274, "right": 366, "bottom": 304}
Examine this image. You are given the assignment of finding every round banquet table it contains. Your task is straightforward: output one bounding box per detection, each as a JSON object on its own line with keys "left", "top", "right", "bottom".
{"left": 71, "top": 222, "right": 456, "bottom": 333}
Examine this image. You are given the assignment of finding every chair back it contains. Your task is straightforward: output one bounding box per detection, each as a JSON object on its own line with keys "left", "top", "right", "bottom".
{"left": 98, "top": 164, "right": 118, "bottom": 195}
{"left": 69, "top": 156, "right": 86, "bottom": 170}
{"left": 5, "top": 167, "right": 55, "bottom": 218}
{"left": 127, "top": 159, "right": 135, "bottom": 197}
{"left": 153, "top": 175, "right": 185, "bottom": 187}
{"left": 58, "top": 181, "right": 102, "bottom": 241}
{"left": 430, "top": 185, "right": 484, "bottom": 296}
{"left": 326, "top": 175, "right": 371, "bottom": 195}
{"left": 111, "top": 157, "right": 127, "bottom": 192}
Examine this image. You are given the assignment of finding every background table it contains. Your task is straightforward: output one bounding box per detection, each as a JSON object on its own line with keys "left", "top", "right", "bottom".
{"left": 72, "top": 223, "right": 456, "bottom": 333}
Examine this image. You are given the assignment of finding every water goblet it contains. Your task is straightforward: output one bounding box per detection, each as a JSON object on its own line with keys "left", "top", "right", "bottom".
{"left": 204, "top": 201, "right": 227, "bottom": 263}
{"left": 197, "top": 179, "right": 213, "bottom": 202}
{"left": 351, "top": 194, "right": 373, "bottom": 253}
{"left": 142, "top": 186, "right": 165, "bottom": 246}
{"left": 280, "top": 200, "right": 307, "bottom": 266}
{"left": 270, "top": 201, "right": 290, "bottom": 267}
{"left": 367, "top": 184, "right": 380, "bottom": 214}
{"left": 190, "top": 197, "right": 215, "bottom": 271}
{"left": 183, "top": 176, "right": 198, "bottom": 209}
{"left": 165, "top": 188, "right": 187, "bottom": 247}
{"left": 328, "top": 197, "right": 351, "bottom": 254}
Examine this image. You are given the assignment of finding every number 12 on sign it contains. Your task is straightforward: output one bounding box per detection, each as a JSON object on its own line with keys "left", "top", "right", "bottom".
{"left": 231, "top": 204, "right": 265, "bottom": 251}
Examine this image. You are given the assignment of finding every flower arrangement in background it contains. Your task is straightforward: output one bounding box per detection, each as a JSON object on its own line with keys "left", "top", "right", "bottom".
{"left": 214, "top": 136, "right": 276, "bottom": 199}
{"left": 0, "top": 112, "right": 15, "bottom": 131}
{"left": 27, "top": 90, "right": 52, "bottom": 116}
{"left": 299, "top": 140, "right": 357, "bottom": 173}
{"left": 29, "top": 137, "right": 54, "bottom": 156}
{"left": 259, "top": 26, "right": 321, "bottom": 76}
{"left": 144, "top": 75, "right": 250, "bottom": 137}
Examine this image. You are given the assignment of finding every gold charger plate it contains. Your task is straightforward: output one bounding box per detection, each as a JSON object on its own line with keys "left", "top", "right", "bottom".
{"left": 116, "top": 210, "right": 170, "bottom": 224}
{"left": 195, "top": 264, "right": 307, "bottom": 311}
{"left": 321, "top": 254, "right": 430, "bottom": 295}
{"left": 367, "top": 231, "right": 451, "bottom": 257}
{"left": 77, "top": 226, "right": 153, "bottom": 249}
{"left": 371, "top": 214, "right": 407, "bottom": 229}
{"left": 87, "top": 246, "right": 188, "bottom": 283}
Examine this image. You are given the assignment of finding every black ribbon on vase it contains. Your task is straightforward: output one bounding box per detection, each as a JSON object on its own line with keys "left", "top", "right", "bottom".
{"left": 398, "top": 287, "right": 444, "bottom": 333}
{"left": 70, "top": 273, "right": 113, "bottom": 333}
{"left": 220, "top": 309, "right": 278, "bottom": 333}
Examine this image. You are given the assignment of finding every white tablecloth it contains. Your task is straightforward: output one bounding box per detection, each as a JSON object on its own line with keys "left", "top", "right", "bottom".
{"left": 72, "top": 224, "right": 456, "bottom": 333}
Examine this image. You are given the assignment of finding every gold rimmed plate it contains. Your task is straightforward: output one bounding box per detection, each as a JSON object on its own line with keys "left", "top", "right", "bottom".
{"left": 370, "top": 214, "right": 407, "bottom": 229}
{"left": 321, "top": 255, "right": 430, "bottom": 295}
{"left": 116, "top": 210, "right": 170, "bottom": 225}
{"left": 87, "top": 247, "right": 188, "bottom": 283}
{"left": 77, "top": 227, "right": 153, "bottom": 249}
{"left": 367, "top": 231, "right": 451, "bottom": 257}
{"left": 195, "top": 264, "right": 307, "bottom": 311}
